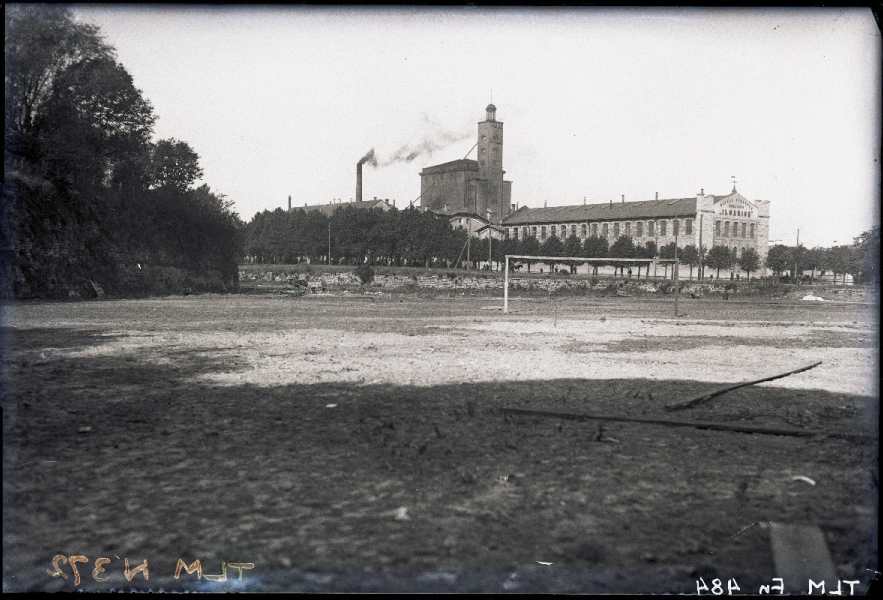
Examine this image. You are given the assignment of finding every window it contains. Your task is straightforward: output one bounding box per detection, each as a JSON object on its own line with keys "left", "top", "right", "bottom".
{"left": 551, "top": 225, "right": 557, "bottom": 237}
{"left": 512, "top": 228, "right": 519, "bottom": 240}
{"left": 648, "top": 221, "right": 655, "bottom": 236}
{"left": 531, "top": 226, "right": 537, "bottom": 237}
{"left": 592, "top": 223, "right": 598, "bottom": 237}
{"left": 613, "top": 223, "right": 620, "bottom": 238}
{"left": 724, "top": 222, "right": 730, "bottom": 237}
{"left": 673, "top": 219, "right": 679, "bottom": 236}
{"left": 581, "top": 223, "right": 587, "bottom": 238}
{"left": 541, "top": 226, "right": 547, "bottom": 239}
{"left": 624, "top": 222, "right": 631, "bottom": 237}
{"left": 660, "top": 220, "right": 667, "bottom": 236}
{"left": 636, "top": 222, "right": 643, "bottom": 237}
{"left": 741, "top": 222, "right": 747, "bottom": 238}
{"left": 715, "top": 221, "right": 721, "bottom": 236}
{"left": 686, "top": 219, "right": 692, "bottom": 235}
{"left": 749, "top": 223, "right": 755, "bottom": 239}
{"left": 602, "top": 223, "right": 609, "bottom": 237}
{"left": 571, "top": 224, "right": 577, "bottom": 237}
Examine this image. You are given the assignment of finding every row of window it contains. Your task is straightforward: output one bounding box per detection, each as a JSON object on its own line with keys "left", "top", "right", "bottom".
{"left": 716, "top": 221, "right": 754, "bottom": 239}
{"left": 508, "top": 218, "right": 692, "bottom": 241}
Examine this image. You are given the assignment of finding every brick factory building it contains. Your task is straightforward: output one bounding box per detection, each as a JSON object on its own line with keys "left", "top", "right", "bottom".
{"left": 501, "top": 187, "right": 771, "bottom": 264}
{"left": 420, "top": 104, "right": 513, "bottom": 226}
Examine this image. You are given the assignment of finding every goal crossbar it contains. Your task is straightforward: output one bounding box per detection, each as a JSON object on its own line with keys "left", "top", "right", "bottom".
{"left": 503, "top": 254, "right": 679, "bottom": 313}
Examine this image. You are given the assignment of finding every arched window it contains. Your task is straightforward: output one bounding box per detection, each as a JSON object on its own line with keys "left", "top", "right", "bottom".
{"left": 724, "top": 221, "right": 730, "bottom": 237}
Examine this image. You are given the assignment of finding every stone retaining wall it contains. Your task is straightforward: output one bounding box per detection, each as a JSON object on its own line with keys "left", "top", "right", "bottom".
{"left": 238, "top": 269, "right": 736, "bottom": 295}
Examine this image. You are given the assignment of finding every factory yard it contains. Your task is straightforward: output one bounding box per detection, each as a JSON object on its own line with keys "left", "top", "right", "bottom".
{"left": 2, "top": 291, "right": 878, "bottom": 593}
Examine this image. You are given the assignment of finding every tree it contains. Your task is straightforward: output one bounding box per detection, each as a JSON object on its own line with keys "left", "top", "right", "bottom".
{"left": 609, "top": 235, "right": 636, "bottom": 276}
{"left": 681, "top": 245, "right": 699, "bottom": 279}
{"left": 738, "top": 248, "right": 760, "bottom": 281}
{"left": 5, "top": 5, "right": 112, "bottom": 141}
{"left": 658, "top": 242, "right": 678, "bottom": 279}
{"left": 149, "top": 138, "right": 203, "bottom": 191}
{"left": 765, "top": 245, "right": 792, "bottom": 279}
{"left": 519, "top": 235, "right": 540, "bottom": 273}
{"left": 706, "top": 245, "right": 734, "bottom": 279}
{"left": 854, "top": 227, "right": 880, "bottom": 284}
{"left": 540, "top": 235, "right": 565, "bottom": 272}
{"left": 582, "top": 235, "right": 608, "bottom": 275}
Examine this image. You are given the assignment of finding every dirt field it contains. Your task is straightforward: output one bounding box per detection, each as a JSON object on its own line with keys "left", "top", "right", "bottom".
{"left": 2, "top": 292, "right": 878, "bottom": 592}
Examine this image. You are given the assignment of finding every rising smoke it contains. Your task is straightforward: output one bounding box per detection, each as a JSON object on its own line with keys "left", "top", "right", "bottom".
{"left": 359, "top": 115, "right": 472, "bottom": 168}
{"left": 358, "top": 148, "right": 378, "bottom": 167}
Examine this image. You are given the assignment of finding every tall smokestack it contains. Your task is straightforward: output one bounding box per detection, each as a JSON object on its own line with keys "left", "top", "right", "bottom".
{"left": 288, "top": 195, "right": 291, "bottom": 210}
{"left": 356, "top": 163, "right": 362, "bottom": 203}
{"left": 621, "top": 194, "right": 625, "bottom": 203}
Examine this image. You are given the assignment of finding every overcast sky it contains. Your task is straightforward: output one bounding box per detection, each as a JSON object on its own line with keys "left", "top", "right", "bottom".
{"left": 71, "top": 5, "right": 880, "bottom": 248}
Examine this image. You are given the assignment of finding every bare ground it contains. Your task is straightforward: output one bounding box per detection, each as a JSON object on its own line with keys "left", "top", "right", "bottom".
{"left": 1, "top": 293, "right": 878, "bottom": 592}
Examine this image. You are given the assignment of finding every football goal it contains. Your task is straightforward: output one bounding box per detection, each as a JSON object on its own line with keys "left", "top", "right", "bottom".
{"left": 502, "top": 255, "right": 679, "bottom": 313}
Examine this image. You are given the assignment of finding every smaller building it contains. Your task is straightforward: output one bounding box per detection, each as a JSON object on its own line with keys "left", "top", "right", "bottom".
{"left": 427, "top": 207, "right": 506, "bottom": 240}
{"left": 293, "top": 197, "right": 394, "bottom": 216}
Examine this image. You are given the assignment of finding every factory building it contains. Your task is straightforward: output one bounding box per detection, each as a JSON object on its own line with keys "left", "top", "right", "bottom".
{"left": 420, "top": 104, "right": 513, "bottom": 225}
{"left": 291, "top": 197, "right": 394, "bottom": 217}
{"left": 502, "top": 187, "right": 771, "bottom": 262}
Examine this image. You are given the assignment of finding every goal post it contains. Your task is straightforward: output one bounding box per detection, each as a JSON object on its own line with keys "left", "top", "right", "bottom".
{"left": 502, "top": 254, "right": 678, "bottom": 313}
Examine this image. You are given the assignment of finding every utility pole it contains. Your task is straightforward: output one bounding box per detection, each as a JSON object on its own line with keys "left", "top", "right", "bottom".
{"left": 489, "top": 231, "right": 492, "bottom": 271}
{"left": 674, "top": 221, "right": 680, "bottom": 318}
{"left": 698, "top": 212, "right": 704, "bottom": 281}
{"left": 327, "top": 222, "right": 331, "bottom": 266}
{"left": 793, "top": 228, "right": 800, "bottom": 283}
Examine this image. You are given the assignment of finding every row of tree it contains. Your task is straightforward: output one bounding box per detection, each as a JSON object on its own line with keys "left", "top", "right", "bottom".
{"left": 246, "top": 204, "right": 880, "bottom": 284}
{"left": 765, "top": 229, "right": 880, "bottom": 284}
{"left": 243, "top": 204, "right": 766, "bottom": 279}
{"left": 4, "top": 6, "right": 243, "bottom": 298}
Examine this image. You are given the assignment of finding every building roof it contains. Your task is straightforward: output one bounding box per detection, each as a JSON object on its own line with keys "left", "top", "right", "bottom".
{"left": 427, "top": 208, "right": 490, "bottom": 223}
{"left": 502, "top": 197, "right": 699, "bottom": 225}
{"left": 420, "top": 159, "right": 479, "bottom": 176}
{"left": 294, "top": 198, "right": 390, "bottom": 217}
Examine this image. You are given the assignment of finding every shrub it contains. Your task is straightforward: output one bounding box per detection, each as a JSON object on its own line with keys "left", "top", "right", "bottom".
{"left": 354, "top": 263, "right": 375, "bottom": 285}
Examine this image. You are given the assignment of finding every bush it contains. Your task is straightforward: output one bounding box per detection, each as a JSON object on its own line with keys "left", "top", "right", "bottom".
{"left": 354, "top": 263, "right": 375, "bottom": 285}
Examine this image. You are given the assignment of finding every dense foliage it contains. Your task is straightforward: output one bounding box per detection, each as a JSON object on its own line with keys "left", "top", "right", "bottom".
{"left": 3, "top": 6, "right": 242, "bottom": 298}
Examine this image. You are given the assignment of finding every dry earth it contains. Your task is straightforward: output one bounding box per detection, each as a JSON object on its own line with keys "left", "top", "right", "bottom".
{"left": 2, "top": 292, "right": 879, "bottom": 592}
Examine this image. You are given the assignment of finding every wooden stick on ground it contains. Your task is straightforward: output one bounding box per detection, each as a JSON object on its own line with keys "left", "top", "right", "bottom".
{"left": 499, "top": 406, "right": 876, "bottom": 442}
{"left": 663, "top": 361, "right": 823, "bottom": 412}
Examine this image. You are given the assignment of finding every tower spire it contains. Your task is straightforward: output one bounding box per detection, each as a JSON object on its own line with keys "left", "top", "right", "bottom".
{"left": 731, "top": 175, "right": 737, "bottom": 193}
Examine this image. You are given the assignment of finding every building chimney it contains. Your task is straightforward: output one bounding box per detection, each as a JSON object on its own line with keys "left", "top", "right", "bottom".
{"left": 288, "top": 195, "right": 291, "bottom": 210}
{"left": 609, "top": 198, "right": 612, "bottom": 208}
{"left": 583, "top": 196, "right": 586, "bottom": 205}
{"left": 655, "top": 192, "right": 658, "bottom": 200}
{"left": 700, "top": 188, "right": 704, "bottom": 195}
{"left": 622, "top": 194, "right": 625, "bottom": 203}
{"left": 356, "top": 163, "right": 363, "bottom": 203}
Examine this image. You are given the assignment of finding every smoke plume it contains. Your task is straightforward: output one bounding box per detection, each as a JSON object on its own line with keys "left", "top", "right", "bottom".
{"left": 358, "top": 148, "right": 377, "bottom": 167}
{"left": 361, "top": 115, "right": 473, "bottom": 169}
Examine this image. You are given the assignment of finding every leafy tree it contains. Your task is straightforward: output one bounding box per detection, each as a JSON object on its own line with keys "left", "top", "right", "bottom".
{"left": 609, "top": 235, "right": 636, "bottom": 276}
{"left": 765, "top": 245, "right": 792, "bottom": 279}
{"left": 582, "top": 235, "right": 608, "bottom": 275}
{"left": 540, "top": 235, "right": 565, "bottom": 273}
{"left": 658, "top": 242, "right": 678, "bottom": 278}
{"left": 681, "top": 244, "right": 699, "bottom": 279}
{"left": 706, "top": 245, "right": 734, "bottom": 279}
{"left": 738, "top": 248, "right": 760, "bottom": 281}
{"left": 149, "top": 138, "right": 203, "bottom": 191}
{"left": 518, "top": 235, "right": 540, "bottom": 272}
{"left": 854, "top": 226, "right": 880, "bottom": 284}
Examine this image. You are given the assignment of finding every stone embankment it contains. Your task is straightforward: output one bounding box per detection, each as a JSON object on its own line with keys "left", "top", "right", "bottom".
{"left": 238, "top": 269, "right": 744, "bottom": 295}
